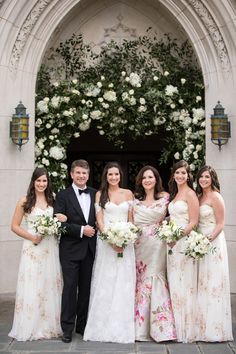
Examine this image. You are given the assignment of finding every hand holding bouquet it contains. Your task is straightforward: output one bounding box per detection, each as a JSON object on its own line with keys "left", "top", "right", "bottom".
{"left": 158, "top": 220, "right": 183, "bottom": 254}
{"left": 184, "top": 229, "right": 216, "bottom": 259}
{"left": 99, "top": 221, "right": 140, "bottom": 257}
{"left": 33, "top": 215, "right": 64, "bottom": 239}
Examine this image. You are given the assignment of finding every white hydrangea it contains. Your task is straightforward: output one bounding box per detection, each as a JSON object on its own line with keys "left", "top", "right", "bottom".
{"left": 51, "top": 128, "right": 59, "bottom": 134}
{"left": 49, "top": 146, "right": 65, "bottom": 160}
{"left": 140, "top": 98, "right": 146, "bottom": 105}
{"left": 51, "top": 96, "right": 60, "bottom": 108}
{"left": 129, "top": 73, "right": 141, "bottom": 87}
{"left": 90, "top": 110, "right": 102, "bottom": 120}
{"left": 103, "top": 90, "right": 117, "bottom": 102}
{"left": 165, "top": 85, "right": 178, "bottom": 96}
{"left": 51, "top": 171, "right": 58, "bottom": 177}
{"left": 79, "top": 120, "right": 91, "bottom": 131}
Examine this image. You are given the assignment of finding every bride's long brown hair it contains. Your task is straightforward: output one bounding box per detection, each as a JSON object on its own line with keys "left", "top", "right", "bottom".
{"left": 99, "top": 162, "right": 123, "bottom": 209}
{"left": 23, "top": 167, "right": 54, "bottom": 213}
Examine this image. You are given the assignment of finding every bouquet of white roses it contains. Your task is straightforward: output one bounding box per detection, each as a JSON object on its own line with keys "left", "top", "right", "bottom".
{"left": 99, "top": 221, "right": 140, "bottom": 257}
{"left": 158, "top": 220, "right": 183, "bottom": 254}
{"left": 184, "top": 229, "right": 216, "bottom": 260}
{"left": 33, "top": 215, "right": 64, "bottom": 239}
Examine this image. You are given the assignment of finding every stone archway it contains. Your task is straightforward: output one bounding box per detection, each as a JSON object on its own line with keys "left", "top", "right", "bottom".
{"left": 0, "top": 0, "right": 236, "bottom": 293}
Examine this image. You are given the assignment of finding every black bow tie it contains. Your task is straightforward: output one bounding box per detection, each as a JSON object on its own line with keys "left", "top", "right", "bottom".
{"left": 78, "top": 188, "right": 89, "bottom": 195}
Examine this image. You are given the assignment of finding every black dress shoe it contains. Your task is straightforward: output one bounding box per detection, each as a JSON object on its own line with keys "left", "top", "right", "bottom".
{"left": 61, "top": 332, "right": 72, "bottom": 343}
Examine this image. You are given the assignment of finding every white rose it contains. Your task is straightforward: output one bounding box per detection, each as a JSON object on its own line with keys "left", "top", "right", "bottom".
{"left": 129, "top": 73, "right": 141, "bottom": 87}
{"left": 153, "top": 76, "right": 158, "bottom": 81}
{"left": 140, "top": 98, "right": 146, "bottom": 105}
{"left": 103, "top": 90, "right": 117, "bottom": 102}
{"left": 181, "top": 78, "right": 186, "bottom": 84}
{"left": 72, "top": 79, "right": 78, "bottom": 84}
{"left": 52, "top": 171, "right": 58, "bottom": 177}
{"left": 74, "top": 132, "right": 80, "bottom": 138}
{"left": 174, "top": 152, "right": 180, "bottom": 160}
{"left": 164, "top": 71, "right": 169, "bottom": 76}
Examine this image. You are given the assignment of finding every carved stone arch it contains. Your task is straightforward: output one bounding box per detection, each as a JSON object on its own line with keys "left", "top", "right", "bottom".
{"left": 8, "top": 0, "right": 232, "bottom": 83}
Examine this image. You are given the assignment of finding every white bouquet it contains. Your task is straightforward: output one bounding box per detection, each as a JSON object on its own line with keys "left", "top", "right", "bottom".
{"left": 184, "top": 229, "right": 216, "bottom": 259}
{"left": 158, "top": 220, "right": 183, "bottom": 254}
{"left": 33, "top": 215, "right": 64, "bottom": 239}
{"left": 100, "top": 221, "right": 140, "bottom": 257}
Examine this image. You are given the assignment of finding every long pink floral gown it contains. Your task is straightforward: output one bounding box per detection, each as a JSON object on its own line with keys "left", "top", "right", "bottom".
{"left": 133, "top": 197, "right": 176, "bottom": 342}
{"left": 167, "top": 200, "right": 198, "bottom": 343}
{"left": 8, "top": 206, "right": 62, "bottom": 341}
{"left": 196, "top": 204, "right": 233, "bottom": 341}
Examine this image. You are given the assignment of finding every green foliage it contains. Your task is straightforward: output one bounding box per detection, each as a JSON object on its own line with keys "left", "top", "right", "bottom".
{"left": 36, "top": 32, "right": 205, "bottom": 191}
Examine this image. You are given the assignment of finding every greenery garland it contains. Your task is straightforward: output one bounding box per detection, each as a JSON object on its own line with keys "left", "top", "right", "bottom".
{"left": 36, "top": 32, "right": 205, "bottom": 191}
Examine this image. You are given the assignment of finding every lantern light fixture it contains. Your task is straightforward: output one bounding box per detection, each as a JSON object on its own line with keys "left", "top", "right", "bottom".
{"left": 211, "top": 101, "right": 231, "bottom": 150}
{"left": 10, "top": 101, "right": 29, "bottom": 151}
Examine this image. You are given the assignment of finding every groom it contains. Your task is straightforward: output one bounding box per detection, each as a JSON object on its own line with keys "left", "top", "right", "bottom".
{"left": 54, "top": 159, "right": 97, "bottom": 343}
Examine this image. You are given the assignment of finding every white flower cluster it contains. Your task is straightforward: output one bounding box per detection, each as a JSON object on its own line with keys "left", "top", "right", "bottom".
{"left": 32, "top": 215, "right": 63, "bottom": 238}
{"left": 99, "top": 221, "right": 140, "bottom": 257}
{"left": 185, "top": 230, "right": 215, "bottom": 259}
{"left": 49, "top": 146, "right": 65, "bottom": 160}
{"left": 158, "top": 220, "right": 183, "bottom": 243}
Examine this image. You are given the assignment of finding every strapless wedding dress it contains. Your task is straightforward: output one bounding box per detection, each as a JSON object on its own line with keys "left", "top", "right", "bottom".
{"left": 167, "top": 200, "right": 197, "bottom": 343}
{"left": 196, "top": 204, "right": 233, "bottom": 341}
{"left": 83, "top": 201, "right": 136, "bottom": 343}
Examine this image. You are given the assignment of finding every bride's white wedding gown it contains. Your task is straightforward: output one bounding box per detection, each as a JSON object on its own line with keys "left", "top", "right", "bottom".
{"left": 83, "top": 201, "right": 136, "bottom": 343}
{"left": 8, "top": 206, "right": 62, "bottom": 341}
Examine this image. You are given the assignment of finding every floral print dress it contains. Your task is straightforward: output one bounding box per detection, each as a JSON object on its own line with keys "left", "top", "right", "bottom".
{"left": 8, "top": 207, "right": 62, "bottom": 341}
{"left": 133, "top": 197, "right": 176, "bottom": 342}
{"left": 196, "top": 204, "right": 233, "bottom": 341}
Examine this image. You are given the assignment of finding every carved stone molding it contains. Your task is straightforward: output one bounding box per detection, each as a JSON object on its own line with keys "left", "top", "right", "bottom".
{"left": 99, "top": 14, "right": 137, "bottom": 47}
{"left": 10, "top": 0, "right": 52, "bottom": 70}
{"left": 187, "top": 0, "right": 230, "bottom": 70}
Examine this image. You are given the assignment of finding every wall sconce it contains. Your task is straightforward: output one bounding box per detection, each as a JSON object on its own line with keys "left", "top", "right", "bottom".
{"left": 211, "top": 101, "right": 231, "bottom": 150}
{"left": 10, "top": 101, "right": 29, "bottom": 150}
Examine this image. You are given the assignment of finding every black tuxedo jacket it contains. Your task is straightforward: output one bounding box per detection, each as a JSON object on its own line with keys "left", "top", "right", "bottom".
{"left": 54, "top": 185, "right": 97, "bottom": 261}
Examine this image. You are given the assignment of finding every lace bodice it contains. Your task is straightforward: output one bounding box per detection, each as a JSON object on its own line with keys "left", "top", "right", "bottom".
{"left": 168, "top": 200, "right": 189, "bottom": 228}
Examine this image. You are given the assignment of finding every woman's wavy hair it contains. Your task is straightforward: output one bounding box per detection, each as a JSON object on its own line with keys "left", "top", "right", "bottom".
{"left": 134, "top": 165, "right": 164, "bottom": 200}
{"left": 196, "top": 165, "right": 220, "bottom": 195}
{"left": 23, "top": 167, "right": 54, "bottom": 213}
{"left": 99, "top": 161, "right": 123, "bottom": 209}
{"left": 168, "top": 160, "right": 194, "bottom": 201}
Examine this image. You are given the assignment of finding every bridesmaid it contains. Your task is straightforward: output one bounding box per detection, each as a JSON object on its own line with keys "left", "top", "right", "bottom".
{"left": 133, "top": 165, "right": 176, "bottom": 342}
{"left": 195, "top": 165, "right": 233, "bottom": 341}
{"left": 167, "top": 160, "right": 199, "bottom": 343}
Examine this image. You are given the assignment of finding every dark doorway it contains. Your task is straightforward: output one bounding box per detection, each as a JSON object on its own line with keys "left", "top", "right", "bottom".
{"left": 66, "top": 128, "right": 172, "bottom": 192}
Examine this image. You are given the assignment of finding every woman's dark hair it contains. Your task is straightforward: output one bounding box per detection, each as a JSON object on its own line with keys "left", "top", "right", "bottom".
{"left": 23, "top": 167, "right": 54, "bottom": 213}
{"left": 134, "top": 165, "right": 164, "bottom": 200}
{"left": 99, "top": 162, "right": 123, "bottom": 208}
{"left": 196, "top": 165, "right": 220, "bottom": 195}
{"left": 168, "top": 160, "right": 194, "bottom": 201}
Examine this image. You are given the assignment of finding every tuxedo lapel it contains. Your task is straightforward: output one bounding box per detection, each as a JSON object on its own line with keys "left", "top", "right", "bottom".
{"left": 87, "top": 187, "right": 95, "bottom": 224}
{"left": 68, "top": 186, "right": 86, "bottom": 222}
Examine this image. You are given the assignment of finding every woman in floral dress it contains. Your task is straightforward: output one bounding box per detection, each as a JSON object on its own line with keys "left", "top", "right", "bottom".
{"left": 133, "top": 165, "right": 176, "bottom": 342}
{"left": 167, "top": 160, "right": 199, "bottom": 343}
{"left": 8, "top": 167, "right": 63, "bottom": 341}
{"left": 195, "top": 165, "right": 233, "bottom": 341}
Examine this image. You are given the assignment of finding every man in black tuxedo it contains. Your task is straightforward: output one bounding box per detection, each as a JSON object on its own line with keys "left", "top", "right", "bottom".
{"left": 54, "top": 159, "right": 96, "bottom": 343}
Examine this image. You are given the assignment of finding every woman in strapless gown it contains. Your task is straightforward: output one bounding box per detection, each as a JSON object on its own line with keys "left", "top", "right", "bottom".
{"left": 8, "top": 167, "right": 62, "bottom": 341}
{"left": 167, "top": 160, "right": 199, "bottom": 343}
{"left": 83, "top": 162, "right": 136, "bottom": 343}
{"left": 133, "top": 166, "right": 176, "bottom": 342}
{"left": 195, "top": 165, "right": 233, "bottom": 342}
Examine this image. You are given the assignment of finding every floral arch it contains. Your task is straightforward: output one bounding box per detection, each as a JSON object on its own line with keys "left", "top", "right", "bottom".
{"left": 35, "top": 33, "right": 205, "bottom": 191}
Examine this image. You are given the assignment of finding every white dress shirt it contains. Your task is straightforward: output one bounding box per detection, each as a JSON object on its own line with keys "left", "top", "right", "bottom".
{"left": 72, "top": 183, "right": 91, "bottom": 237}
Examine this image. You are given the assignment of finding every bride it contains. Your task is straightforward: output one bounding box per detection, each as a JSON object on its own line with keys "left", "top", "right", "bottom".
{"left": 83, "top": 161, "right": 136, "bottom": 343}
